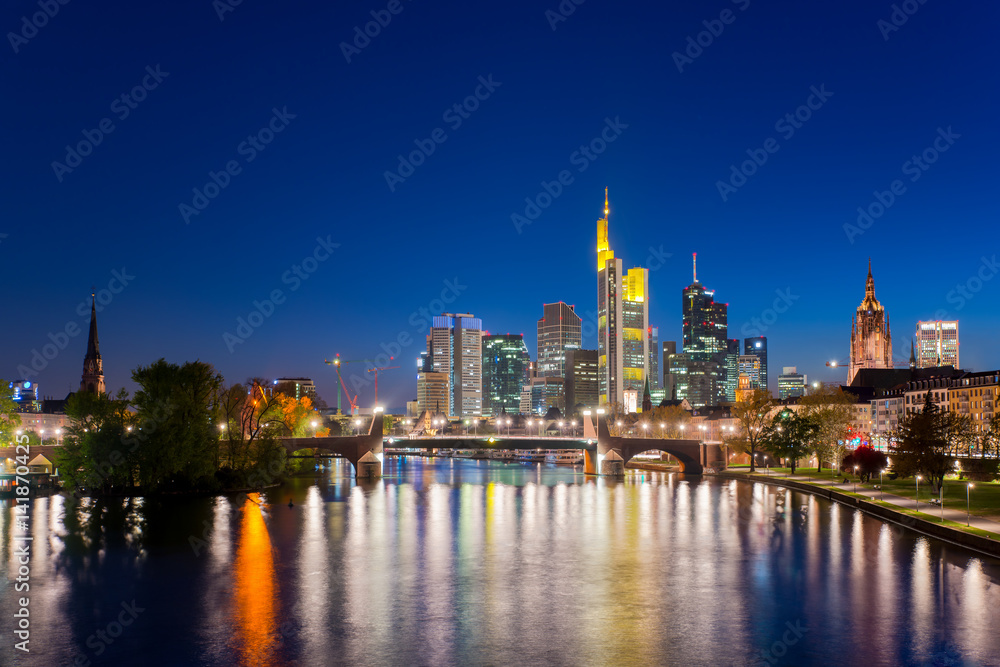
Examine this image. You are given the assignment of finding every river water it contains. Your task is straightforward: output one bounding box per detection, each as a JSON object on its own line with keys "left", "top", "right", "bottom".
{"left": 1, "top": 458, "right": 999, "bottom": 666}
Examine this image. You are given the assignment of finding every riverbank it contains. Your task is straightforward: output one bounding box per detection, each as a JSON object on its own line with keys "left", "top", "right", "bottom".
{"left": 711, "top": 469, "right": 1000, "bottom": 560}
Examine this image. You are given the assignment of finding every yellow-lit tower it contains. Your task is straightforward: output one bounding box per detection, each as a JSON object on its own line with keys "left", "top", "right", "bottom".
{"left": 597, "top": 188, "right": 623, "bottom": 406}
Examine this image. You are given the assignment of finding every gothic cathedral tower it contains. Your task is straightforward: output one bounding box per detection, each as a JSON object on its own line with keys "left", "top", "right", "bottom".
{"left": 80, "top": 293, "right": 106, "bottom": 394}
{"left": 848, "top": 260, "right": 892, "bottom": 384}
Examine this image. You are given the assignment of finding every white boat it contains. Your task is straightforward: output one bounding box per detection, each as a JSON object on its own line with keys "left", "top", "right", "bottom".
{"left": 492, "top": 450, "right": 518, "bottom": 462}
{"left": 517, "top": 450, "right": 546, "bottom": 463}
{"left": 544, "top": 450, "right": 583, "bottom": 465}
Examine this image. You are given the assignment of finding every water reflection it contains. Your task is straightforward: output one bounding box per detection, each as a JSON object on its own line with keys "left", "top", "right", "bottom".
{"left": 231, "top": 494, "right": 279, "bottom": 667}
{"left": 1, "top": 459, "right": 999, "bottom": 666}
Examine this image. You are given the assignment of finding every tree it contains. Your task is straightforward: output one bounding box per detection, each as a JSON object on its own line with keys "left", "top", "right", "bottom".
{"left": 799, "top": 386, "right": 854, "bottom": 471}
{"left": 890, "top": 391, "right": 954, "bottom": 494}
{"left": 56, "top": 388, "right": 135, "bottom": 494}
{"left": 841, "top": 445, "right": 888, "bottom": 482}
{"left": 729, "top": 389, "right": 774, "bottom": 472}
{"left": 216, "top": 379, "right": 287, "bottom": 487}
{"left": 760, "top": 409, "right": 818, "bottom": 474}
{"left": 0, "top": 380, "right": 22, "bottom": 445}
{"left": 645, "top": 404, "right": 691, "bottom": 437}
{"left": 271, "top": 393, "right": 329, "bottom": 438}
{"left": 131, "top": 359, "right": 222, "bottom": 491}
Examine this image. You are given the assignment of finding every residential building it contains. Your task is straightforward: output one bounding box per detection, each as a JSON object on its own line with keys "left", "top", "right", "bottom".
{"left": 916, "top": 320, "right": 959, "bottom": 369}
{"left": 848, "top": 260, "right": 893, "bottom": 384}
{"left": 537, "top": 302, "right": 582, "bottom": 379}
{"left": 948, "top": 371, "right": 999, "bottom": 432}
{"left": 482, "top": 334, "right": 530, "bottom": 417}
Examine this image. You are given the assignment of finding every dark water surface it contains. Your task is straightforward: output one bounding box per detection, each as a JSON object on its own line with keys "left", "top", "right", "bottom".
{"left": 2, "top": 458, "right": 999, "bottom": 666}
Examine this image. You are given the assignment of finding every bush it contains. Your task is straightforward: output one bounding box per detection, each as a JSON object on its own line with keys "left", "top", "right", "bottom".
{"left": 958, "top": 458, "right": 999, "bottom": 482}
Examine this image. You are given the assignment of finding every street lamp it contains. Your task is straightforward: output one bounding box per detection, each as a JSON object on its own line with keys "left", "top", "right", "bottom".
{"left": 916, "top": 475, "right": 921, "bottom": 509}
{"left": 854, "top": 465, "right": 859, "bottom": 493}
{"left": 641, "top": 423, "right": 648, "bottom": 438}
{"left": 558, "top": 421, "right": 564, "bottom": 437}
{"left": 880, "top": 469, "right": 886, "bottom": 501}
{"left": 660, "top": 422, "right": 666, "bottom": 438}
{"left": 967, "top": 483, "right": 974, "bottom": 526}
{"left": 311, "top": 420, "right": 318, "bottom": 437}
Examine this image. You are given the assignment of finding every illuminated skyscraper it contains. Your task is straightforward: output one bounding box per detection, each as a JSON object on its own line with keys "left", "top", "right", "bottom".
{"left": 743, "top": 336, "right": 768, "bottom": 394}
{"left": 537, "top": 302, "right": 582, "bottom": 379}
{"left": 648, "top": 326, "right": 660, "bottom": 390}
{"left": 482, "top": 334, "right": 530, "bottom": 417}
{"left": 848, "top": 260, "right": 893, "bottom": 384}
{"left": 916, "top": 320, "right": 959, "bottom": 368}
{"left": 427, "top": 313, "right": 483, "bottom": 417}
{"left": 672, "top": 254, "right": 727, "bottom": 407}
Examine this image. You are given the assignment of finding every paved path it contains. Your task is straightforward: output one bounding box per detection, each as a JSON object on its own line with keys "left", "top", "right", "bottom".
{"left": 742, "top": 471, "right": 1000, "bottom": 536}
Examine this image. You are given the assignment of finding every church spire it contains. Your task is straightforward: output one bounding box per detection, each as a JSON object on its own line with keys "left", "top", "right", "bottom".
{"left": 865, "top": 258, "right": 875, "bottom": 296}
{"left": 80, "top": 292, "right": 105, "bottom": 395}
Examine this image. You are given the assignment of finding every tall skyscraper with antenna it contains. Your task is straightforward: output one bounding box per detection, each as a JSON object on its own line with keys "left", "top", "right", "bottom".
{"left": 596, "top": 189, "right": 649, "bottom": 408}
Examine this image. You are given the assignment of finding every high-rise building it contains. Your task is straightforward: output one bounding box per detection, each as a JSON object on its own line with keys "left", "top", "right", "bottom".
{"left": 673, "top": 254, "right": 727, "bottom": 407}
{"left": 537, "top": 302, "right": 582, "bottom": 379}
{"left": 520, "top": 377, "right": 565, "bottom": 416}
{"left": 597, "top": 189, "right": 649, "bottom": 407}
{"left": 482, "top": 334, "right": 530, "bottom": 417}
{"left": 849, "top": 260, "right": 893, "bottom": 384}
{"left": 916, "top": 320, "right": 959, "bottom": 368}
{"left": 778, "top": 366, "right": 807, "bottom": 400}
{"left": 743, "top": 336, "right": 768, "bottom": 393}
{"left": 416, "top": 370, "right": 449, "bottom": 416}
{"left": 648, "top": 326, "right": 660, "bottom": 390}
{"left": 80, "top": 293, "right": 105, "bottom": 395}
{"left": 565, "top": 348, "right": 599, "bottom": 412}
{"left": 724, "top": 338, "right": 740, "bottom": 403}
{"left": 738, "top": 355, "right": 762, "bottom": 388}
{"left": 662, "top": 341, "right": 677, "bottom": 398}
{"left": 426, "top": 313, "right": 483, "bottom": 417}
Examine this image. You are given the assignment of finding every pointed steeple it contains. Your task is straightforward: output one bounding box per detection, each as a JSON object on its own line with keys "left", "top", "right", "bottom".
{"left": 693, "top": 252, "right": 698, "bottom": 283}
{"left": 642, "top": 376, "right": 652, "bottom": 413}
{"left": 604, "top": 187, "right": 609, "bottom": 220}
{"left": 865, "top": 258, "right": 875, "bottom": 297}
{"left": 80, "top": 292, "right": 105, "bottom": 395}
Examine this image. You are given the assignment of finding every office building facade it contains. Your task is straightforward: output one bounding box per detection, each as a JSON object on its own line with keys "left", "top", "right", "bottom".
{"left": 916, "top": 320, "right": 959, "bottom": 369}
{"left": 537, "top": 302, "right": 582, "bottom": 379}
{"left": 743, "top": 336, "right": 768, "bottom": 394}
{"left": 482, "top": 334, "right": 530, "bottom": 417}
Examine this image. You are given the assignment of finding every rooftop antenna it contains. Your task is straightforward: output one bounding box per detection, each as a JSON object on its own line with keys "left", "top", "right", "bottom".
{"left": 693, "top": 252, "right": 697, "bottom": 283}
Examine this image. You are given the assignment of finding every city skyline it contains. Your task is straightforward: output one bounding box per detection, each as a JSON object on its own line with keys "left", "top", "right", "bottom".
{"left": 5, "top": 1, "right": 999, "bottom": 412}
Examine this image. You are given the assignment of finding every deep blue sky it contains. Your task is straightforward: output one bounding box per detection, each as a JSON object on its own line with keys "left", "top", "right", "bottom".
{"left": 5, "top": 0, "right": 999, "bottom": 410}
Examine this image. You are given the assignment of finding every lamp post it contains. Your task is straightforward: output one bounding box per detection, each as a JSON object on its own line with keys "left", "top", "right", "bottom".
{"left": 660, "top": 422, "right": 666, "bottom": 438}
{"left": 642, "top": 423, "right": 648, "bottom": 438}
{"left": 854, "top": 465, "right": 859, "bottom": 493}
{"left": 915, "top": 475, "right": 921, "bottom": 509}
{"left": 967, "top": 483, "right": 974, "bottom": 526}
{"left": 880, "top": 469, "right": 885, "bottom": 501}
{"left": 940, "top": 484, "right": 944, "bottom": 522}
{"left": 311, "top": 420, "right": 318, "bottom": 438}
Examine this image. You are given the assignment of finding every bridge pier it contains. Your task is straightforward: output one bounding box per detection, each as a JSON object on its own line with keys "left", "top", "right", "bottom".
{"left": 600, "top": 450, "right": 625, "bottom": 476}
{"left": 356, "top": 451, "right": 382, "bottom": 479}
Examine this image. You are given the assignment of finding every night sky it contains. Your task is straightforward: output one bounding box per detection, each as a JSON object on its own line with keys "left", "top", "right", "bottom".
{"left": 5, "top": 0, "right": 998, "bottom": 411}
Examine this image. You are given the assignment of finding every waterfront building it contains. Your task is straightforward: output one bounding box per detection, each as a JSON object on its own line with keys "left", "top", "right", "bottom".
{"left": 80, "top": 293, "right": 105, "bottom": 394}
{"left": 537, "top": 302, "right": 582, "bottom": 379}
{"left": 482, "top": 334, "right": 530, "bottom": 417}
{"left": 848, "top": 260, "right": 893, "bottom": 385}
{"left": 425, "top": 314, "right": 483, "bottom": 417}
{"left": 564, "top": 348, "right": 598, "bottom": 413}
{"left": 948, "top": 371, "right": 999, "bottom": 432}
{"left": 743, "top": 336, "right": 768, "bottom": 394}
{"left": 778, "top": 367, "right": 807, "bottom": 400}
{"left": 916, "top": 320, "right": 959, "bottom": 369}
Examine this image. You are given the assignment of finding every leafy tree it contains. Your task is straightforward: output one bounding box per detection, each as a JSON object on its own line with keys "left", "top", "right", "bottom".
{"left": 799, "top": 386, "right": 854, "bottom": 471}
{"left": 56, "top": 389, "right": 135, "bottom": 494}
{"left": 890, "top": 391, "right": 954, "bottom": 494}
{"left": 216, "top": 380, "right": 287, "bottom": 488}
{"left": 729, "top": 389, "right": 773, "bottom": 472}
{"left": 760, "top": 409, "right": 818, "bottom": 474}
{"left": 271, "top": 393, "right": 329, "bottom": 437}
{"left": 982, "top": 416, "right": 1000, "bottom": 459}
{"left": 841, "top": 445, "right": 888, "bottom": 483}
{"left": 131, "top": 359, "right": 222, "bottom": 491}
{"left": 645, "top": 404, "right": 692, "bottom": 437}
{"left": 0, "top": 380, "right": 22, "bottom": 445}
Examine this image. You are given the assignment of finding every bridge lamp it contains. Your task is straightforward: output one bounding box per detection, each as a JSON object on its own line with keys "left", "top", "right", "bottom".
{"left": 374, "top": 406, "right": 384, "bottom": 414}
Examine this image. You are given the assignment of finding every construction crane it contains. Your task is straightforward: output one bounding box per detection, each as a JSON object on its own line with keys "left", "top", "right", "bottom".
{"left": 366, "top": 365, "right": 399, "bottom": 407}
{"left": 324, "top": 354, "right": 396, "bottom": 414}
